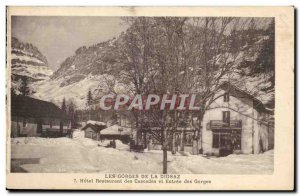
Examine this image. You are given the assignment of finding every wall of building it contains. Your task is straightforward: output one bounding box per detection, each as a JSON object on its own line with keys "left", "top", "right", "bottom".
{"left": 11, "top": 117, "right": 38, "bottom": 137}
{"left": 254, "top": 112, "right": 273, "bottom": 153}
{"left": 11, "top": 116, "right": 71, "bottom": 137}
{"left": 42, "top": 118, "right": 71, "bottom": 130}
{"left": 201, "top": 90, "right": 255, "bottom": 155}
{"left": 84, "top": 127, "right": 99, "bottom": 140}
{"left": 252, "top": 110, "right": 260, "bottom": 154}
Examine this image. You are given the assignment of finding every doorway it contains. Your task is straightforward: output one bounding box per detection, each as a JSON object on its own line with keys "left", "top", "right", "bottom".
{"left": 212, "top": 129, "right": 241, "bottom": 155}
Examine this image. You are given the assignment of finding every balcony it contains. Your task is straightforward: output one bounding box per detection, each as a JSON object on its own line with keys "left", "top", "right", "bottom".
{"left": 207, "top": 120, "right": 242, "bottom": 130}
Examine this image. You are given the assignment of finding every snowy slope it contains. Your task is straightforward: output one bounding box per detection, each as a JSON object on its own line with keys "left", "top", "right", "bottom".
{"left": 32, "top": 74, "right": 129, "bottom": 109}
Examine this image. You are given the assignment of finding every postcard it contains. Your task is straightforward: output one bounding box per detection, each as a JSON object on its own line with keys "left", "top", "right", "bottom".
{"left": 6, "top": 6, "right": 294, "bottom": 190}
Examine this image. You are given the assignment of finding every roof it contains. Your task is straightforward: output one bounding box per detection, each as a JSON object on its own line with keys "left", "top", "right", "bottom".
{"left": 100, "top": 125, "right": 131, "bottom": 135}
{"left": 86, "top": 120, "right": 106, "bottom": 126}
{"left": 220, "top": 82, "right": 273, "bottom": 115}
{"left": 82, "top": 123, "right": 106, "bottom": 132}
{"left": 11, "top": 94, "right": 70, "bottom": 120}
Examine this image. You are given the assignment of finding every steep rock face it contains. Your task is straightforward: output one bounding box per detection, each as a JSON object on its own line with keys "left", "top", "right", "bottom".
{"left": 11, "top": 37, "right": 53, "bottom": 93}
{"left": 234, "top": 35, "right": 275, "bottom": 110}
{"left": 51, "top": 37, "right": 122, "bottom": 85}
{"left": 32, "top": 25, "right": 274, "bottom": 111}
{"left": 33, "top": 36, "right": 127, "bottom": 108}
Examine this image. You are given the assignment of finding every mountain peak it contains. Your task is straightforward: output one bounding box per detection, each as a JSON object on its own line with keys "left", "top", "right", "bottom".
{"left": 11, "top": 37, "right": 53, "bottom": 94}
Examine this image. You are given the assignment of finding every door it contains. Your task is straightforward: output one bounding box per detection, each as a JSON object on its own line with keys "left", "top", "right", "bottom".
{"left": 36, "top": 119, "right": 43, "bottom": 135}
{"left": 213, "top": 130, "right": 234, "bottom": 156}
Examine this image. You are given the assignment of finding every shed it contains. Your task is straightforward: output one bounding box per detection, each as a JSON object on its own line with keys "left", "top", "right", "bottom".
{"left": 100, "top": 125, "right": 132, "bottom": 144}
{"left": 82, "top": 122, "right": 107, "bottom": 140}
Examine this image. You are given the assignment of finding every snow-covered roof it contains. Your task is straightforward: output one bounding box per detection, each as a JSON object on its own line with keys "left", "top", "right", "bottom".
{"left": 87, "top": 120, "right": 106, "bottom": 126}
{"left": 100, "top": 125, "right": 131, "bottom": 135}
{"left": 82, "top": 123, "right": 106, "bottom": 132}
{"left": 220, "top": 82, "right": 273, "bottom": 114}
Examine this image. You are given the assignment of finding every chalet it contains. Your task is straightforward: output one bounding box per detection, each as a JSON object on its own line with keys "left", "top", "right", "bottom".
{"left": 201, "top": 82, "right": 274, "bottom": 155}
{"left": 10, "top": 94, "right": 71, "bottom": 137}
{"left": 140, "top": 82, "right": 274, "bottom": 156}
{"left": 82, "top": 120, "right": 107, "bottom": 140}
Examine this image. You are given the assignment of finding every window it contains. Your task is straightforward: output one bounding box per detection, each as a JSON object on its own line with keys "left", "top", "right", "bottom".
{"left": 212, "top": 132, "right": 220, "bottom": 148}
{"left": 223, "top": 111, "right": 230, "bottom": 123}
{"left": 184, "top": 132, "right": 194, "bottom": 146}
{"left": 212, "top": 130, "right": 241, "bottom": 150}
{"left": 213, "top": 132, "right": 230, "bottom": 148}
{"left": 22, "top": 119, "right": 27, "bottom": 127}
{"left": 224, "top": 93, "right": 229, "bottom": 102}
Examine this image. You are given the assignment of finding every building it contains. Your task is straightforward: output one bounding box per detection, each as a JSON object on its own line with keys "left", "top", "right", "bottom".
{"left": 10, "top": 94, "right": 71, "bottom": 137}
{"left": 201, "top": 82, "right": 274, "bottom": 155}
{"left": 139, "top": 82, "right": 274, "bottom": 156}
{"left": 79, "top": 82, "right": 274, "bottom": 156}
{"left": 82, "top": 120, "right": 107, "bottom": 140}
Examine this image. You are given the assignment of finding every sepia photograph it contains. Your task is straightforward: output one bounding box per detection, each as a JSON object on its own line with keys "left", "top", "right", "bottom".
{"left": 5, "top": 6, "right": 294, "bottom": 190}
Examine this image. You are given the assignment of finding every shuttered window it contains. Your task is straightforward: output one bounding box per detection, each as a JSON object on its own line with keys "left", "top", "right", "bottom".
{"left": 223, "top": 111, "right": 230, "bottom": 123}
{"left": 224, "top": 93, "right": 229, "bottom": 102}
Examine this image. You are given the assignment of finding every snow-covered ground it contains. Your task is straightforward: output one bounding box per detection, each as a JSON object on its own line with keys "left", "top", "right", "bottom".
{"left": 11, "top": 131, "right": 273, "bottom": 174}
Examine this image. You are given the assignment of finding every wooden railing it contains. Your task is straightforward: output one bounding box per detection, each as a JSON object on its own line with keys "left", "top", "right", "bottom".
{"left": 209, "top": 120, "right": 242, "bottom": 129}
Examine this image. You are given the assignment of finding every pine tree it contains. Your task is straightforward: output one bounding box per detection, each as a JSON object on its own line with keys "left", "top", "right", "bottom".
{"left": 87, "top": 89, "right": 93, "bottom": 106}
{"left": 67, "top": 100, "right": 76, "bottom": 128}
{"left": 19, "top": 77, "right": 30, "bottom": 96}
{"left": 86, "top": 89, "right": 93, "bottom": 120}
{"left": 61, "top": 98, "right": 67, "bottom": 113}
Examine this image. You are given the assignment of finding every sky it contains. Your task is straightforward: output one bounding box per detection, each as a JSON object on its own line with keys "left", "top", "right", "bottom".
{"left": 12, "top": 16, "right": 128, "bottom": 70}
{"left": 11, "top": 16, "right": 271, "bottom": 71}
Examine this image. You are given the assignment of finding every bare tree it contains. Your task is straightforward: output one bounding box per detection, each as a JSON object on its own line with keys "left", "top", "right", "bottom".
{"left": 184, "top": 17, "right": 246, "bottom": 154}
{"left": 113, "top": 17, "right": 256, "bottom": 173}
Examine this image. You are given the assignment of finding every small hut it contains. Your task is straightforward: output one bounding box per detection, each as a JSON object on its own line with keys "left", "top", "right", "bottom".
{"left": 100, "top": 125, "right": 132, "bottom": 144}
{"left": 82, "top": 121, "right": 106, "bottom": 140}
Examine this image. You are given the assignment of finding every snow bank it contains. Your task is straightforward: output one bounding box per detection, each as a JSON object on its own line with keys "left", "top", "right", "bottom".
{"left": 115, "top": 140, "right": 130, "bottom": 150}
{"left": 98, "top": 140, "right": 111, "bottom": 147}
{"left": 72, "top": 130, "right": 85, "bottom": 139}
{"left": 97, "top": 139, "right": 129, "bottom": 150}
{"left": 11, "top": 137, "right": 274, "bottom": 174}
{"left": 11, "top": 137, "right": 75, "bottom": 146}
